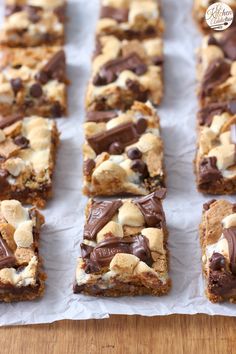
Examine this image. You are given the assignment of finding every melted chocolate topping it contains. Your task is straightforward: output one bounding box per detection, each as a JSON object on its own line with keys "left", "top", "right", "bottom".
{"left": 0, "top": 237, "right": 16, "bottom": 270}
{"left": 223, "top": 227, "right": 236, "bottom": 274}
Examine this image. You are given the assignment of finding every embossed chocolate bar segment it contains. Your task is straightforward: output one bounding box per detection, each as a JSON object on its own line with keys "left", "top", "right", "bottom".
{"left": 199, "top": 200, "right": 236, "bottom": 302}
{"left": 86, "top": 35, "right": 164, "bottom": 111}
{"left": 0, "top": 0, "right": 66, "bottom": 47}
{"left": 0, "top": 47, "right": 68, "bottom": 118}
{"left": 83, "top": 101, "right": 166, "bottom": 197}
{"left": 0, "top": 115, "right": 60, "bottom": 208}
{"left": 0, "top": 200, "right": 45, "bottom": 302}
{"left": 195, "top": 100, "right": 236, "bottom": 195}
{"left": 197, "top": 30, "right": 236, "bottom": 107}
{"left": 74, "top": 192, "right": 171, "bottom": 297}
{"left": 97, "top": 0, "right": 164, "bottom": 39}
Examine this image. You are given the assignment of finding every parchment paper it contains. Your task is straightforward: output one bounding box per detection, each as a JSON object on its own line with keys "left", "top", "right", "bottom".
{"left": 1, "top": 0, "right": 236, "bottom": 326}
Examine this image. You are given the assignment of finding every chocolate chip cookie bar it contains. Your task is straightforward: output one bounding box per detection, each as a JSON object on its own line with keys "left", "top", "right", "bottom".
{"left": 0, "top": 114, "right": 60, "bottom": 208}
{"left": 200, "top": 199, "right": 236, "bottom": 302}
{"left": 0, "top": 0, "right": 66, "bottom": 47}
{"left": 0, "top": 199, "right": 45, "bottom": 302}
{"left": 195, "top": 100, "right": 236, "bottom": 194}
{"left": 193, "top": 0, "right": 236, "bottom": 33}
{"left": 197, "top": 29, "right": 236, "bottom": 107}
{"left": 86, "top": 35, "right": 164, "bottom": 111}
{"left": 74, "top": 190, "right": 171, "bottom": 297}
{"left": 0, "top": 47, "right": 67, "bottom": 118}
{"left": 83, "top": 101, "right": 165, "bottom": 197}
{"left": 97, "top": 0, "right": 164, "bottom": 40}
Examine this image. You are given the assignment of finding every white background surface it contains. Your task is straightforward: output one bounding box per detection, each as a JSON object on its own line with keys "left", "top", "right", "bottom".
{"left": 1, "top": 0, "right": 236, "bottom": 325}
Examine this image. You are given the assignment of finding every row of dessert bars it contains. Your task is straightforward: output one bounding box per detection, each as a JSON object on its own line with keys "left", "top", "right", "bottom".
{"left": 194, "top": 0, "right": 236, "bottom": 303}
{"left": 73, "top": 0, "right": 172, "bottom": 297}
{"left": 0, "top": 0, "right": 68, "bottom": 302}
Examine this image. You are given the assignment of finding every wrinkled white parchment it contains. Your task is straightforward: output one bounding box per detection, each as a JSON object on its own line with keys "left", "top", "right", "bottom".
{"left": 1, "top": 0, "right": 236, "bottom": 326}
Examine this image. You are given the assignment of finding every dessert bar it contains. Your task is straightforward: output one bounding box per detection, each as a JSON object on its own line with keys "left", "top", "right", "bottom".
{"left": 0, "top": 46, "right": 67, "bottom": 118}
{"left": 197, "top": 29, "right": 236, "bottom": 107}
{"left": 195, "top": 100, "right": 236, "bottom": 194}
{"left": 83, "top": 101, "right": 165, "bottom": 196}
{"left": 86, "top": 35, "right": 164, "bottom": 110}
{"left": 74, "top": 190, "right": 171, "bottom": 297}
{"left": 200, "top": 199, "right": 236, "bottom": 302}
{"left": 0, "top": 114, "right": 60, "bottom": 208}
{"left": 0, "top": 0, "right": 66, "bottom": 47}
{"left": 0, "top": 199, "right": 45, "bottom": 302}
{"left": 193, "top": 0, "right": 236, "bottom": 33}
{"left": 97, "top": 0, "right": 164, "bottom": 40}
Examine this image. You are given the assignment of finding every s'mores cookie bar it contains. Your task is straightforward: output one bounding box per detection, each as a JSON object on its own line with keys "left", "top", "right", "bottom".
{"left": 0, "top": 114, "right": 59, "bottom": 208}
{"left": 97, "top": 0, "right": 164, "bottom": 40}
{"left": 200, "top": 199, "right": 236, "bottom": 302}
{"left": 0, "top": 200, "right": 45, "bottom": 302}
{"left": 0, "top": 0, "right": 66, "bottom": 47}
{"left": 86, "top": 35, "right": 164, "bottom": 111}
{"left": 83, "top": 101, "right": 165, "bottom": 197}
{"left": 195, "top": 100, "right": 236, "bottom": 194}
{"left": 74, "top": 191, "right": 171, "bottom": 297}
{"left": 197, "top": 29, "right": 236, "bottom": 107}
{"left": 193, "top": 0, "right": 236, "bottom": 33}
{"left": 0, "top": 47, "right": 67, "bottom": 118}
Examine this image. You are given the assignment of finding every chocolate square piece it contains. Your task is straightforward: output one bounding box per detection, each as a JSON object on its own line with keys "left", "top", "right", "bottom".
{"left": 86, "top": 35, "right": 164, "bottom": 110}
{"left": 0, "top": 0, "right": 66, "bottom": 47}
{"left": 0, "top": 199, "right": 45, "bottom": 302}
{"left": 195, "top": 100, "right": 236, "bottom": 194}
{"left": 0, "top": 47, "right": 68, "bottom": 118}
{"left": 0, "top": 114, "right": 60, "bottom": 208}
{"left": 74, "top": 191, "right": 171, "bottom": 297}
{"left": 97, "top": 0, "right": 164, "bottom": 39}
{"left": 83, "top": 101, "right": 166, "bottom": 197}
{"left": 197, "top": 30, "right": 236, "bottom": 107}
{"left": 200, "top": 199, "right": 236, "bottom": 303}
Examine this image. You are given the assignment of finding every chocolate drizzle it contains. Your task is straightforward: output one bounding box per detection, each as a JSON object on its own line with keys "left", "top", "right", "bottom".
{"left": 223, "top": 228, "right": 236, "bottom": 274}
{"left": 84, "top": 200, "right": 122, "bottom": 240}
{"left": 135, "top": 190, "right": 166, "bottom": 228}
{"left": 0, "top": 237, "right": 16, "bottom": 270}
{"left": 82, "top": 235, "right": 153, "bottom": 273}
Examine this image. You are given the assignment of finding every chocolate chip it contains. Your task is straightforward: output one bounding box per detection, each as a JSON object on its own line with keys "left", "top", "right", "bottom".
{"left": 0, "top": 169, "right": 8, "bottom": 178}
{"left": 136, "top": 118, "right": 148, "bottom": 134}
{"left": 209, "top": 253, "right": 226, "bottom": 271}
{"left": 127, "top": 147, "right": 142, "bottom": 160}
{"left": 100, "top": 6, "right": 129, "bottom": 23}
{"left": 152, "top": 56, "right": 164, "bottom": 65}
{"left": 126, "top": 79, "right": 147, "bottom": 102}
{"left": 51, "top": 102, "right": 62, "bottom": 117}
{"left": 108, "top": 142, "right": 124, "bottom": 154}
{"left": 208, "top": 36, "right": 219, "bottom": 46}
{"left": 5, "top": 5, "right": 22, "bottom": 17}
{"left": 14, "top": 136, "right": 29, "bottom": 149}
{"left": 54, "top": 5, "right": 66, "bottom": 23}
{"left": 232, "top": 204, "right": 236, "bottom": 213}
{"left": 35, "top": 71, "right": 49, "bottom": 85}
{"left": 131, "top": 159, "right": 148, "bottom": 176}
{"left": 83, "top": 159, "right": 96, "bottom": 177}
{"left": 203, "top": 199, "right": 216, "bottom": 211}
{"left": 10, "top": 78, "right": 23, "bottom": 95}
{"left": 30, "top": 83, "right": 43, "bottom": 98}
